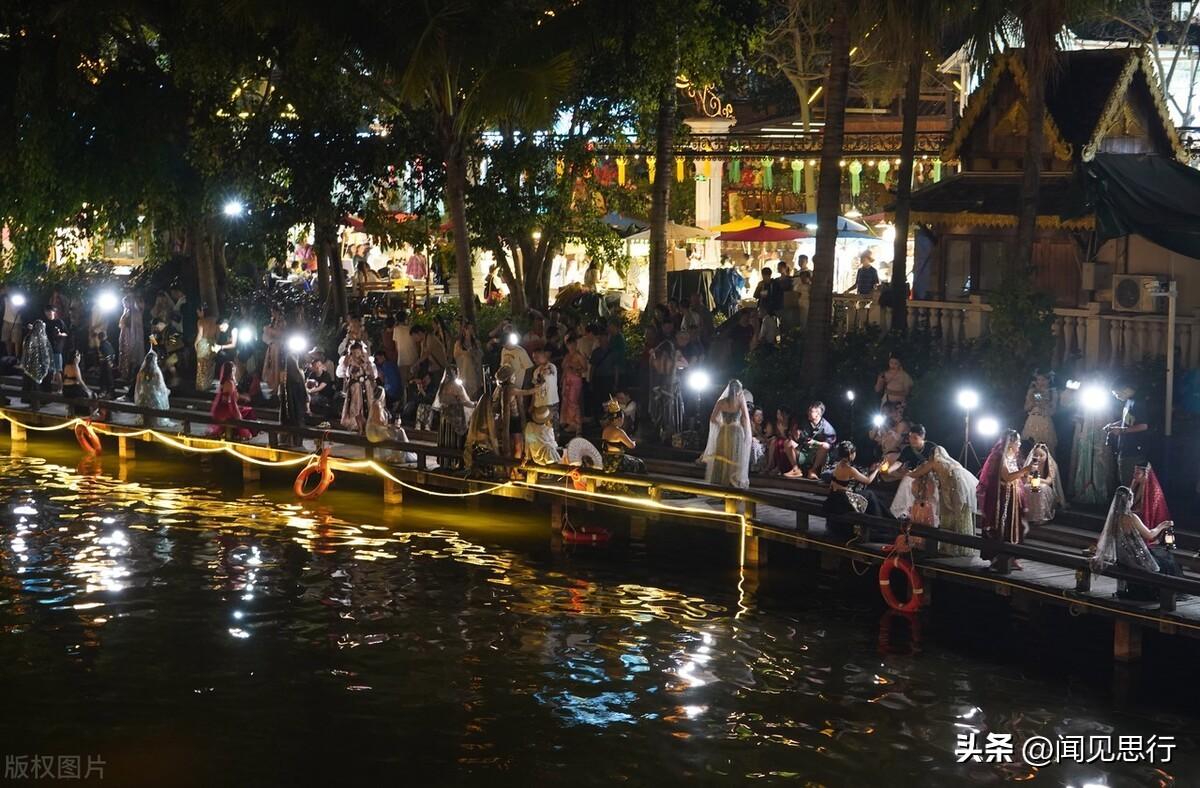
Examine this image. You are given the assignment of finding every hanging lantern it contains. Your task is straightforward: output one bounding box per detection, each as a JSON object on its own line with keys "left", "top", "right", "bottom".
{"left": 760, "top": 157, "right": 774, "bottom": 189}
{"left": 730, "top": 157, "right": 741, "bottom": 183}
{"left": 848, "top": 160, "right": 863, "bottom": 196}
{"left": 933, "top": 158, "right": 943, "bottom": 182}
{"left": 876, "top": 158, "right": 890, "bottom": 184}
{"left": 646, "top": 155, "right": 657, "bottom": 183}
{"left": 616, "top": 156, "right": 628, "bottom": 185}
{"left": 702, "top": 159, "right": 712, "bottom": 179}
{"left": 555, "top": 158, "right": 565, "bottom": 177}
{"left": 675, "top": 158, "right": 685, "bottom": 182}
{"left": 790, "top": 159, "right": 804, "bottom": 194}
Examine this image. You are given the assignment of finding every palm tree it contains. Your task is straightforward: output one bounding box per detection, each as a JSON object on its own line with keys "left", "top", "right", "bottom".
{"left": 396, "top": 2, "right": 571, "bottom": 322}
{"left": 800, "top": 2, "right": 852, "bottom": 384}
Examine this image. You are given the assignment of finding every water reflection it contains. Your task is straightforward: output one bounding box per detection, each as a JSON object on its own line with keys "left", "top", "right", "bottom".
{"left": 0, "top": 454, "right": 1195, "bottom": 785}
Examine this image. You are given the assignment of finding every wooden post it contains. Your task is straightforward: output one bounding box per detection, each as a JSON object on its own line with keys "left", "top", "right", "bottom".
{"left": 550, "top": 500, "right": 564, "bottom": 531}
{"left": 383, "top": 478, "right": 403, "bottom": 505}
{"left": 796, "top": 510, "right": 809, "bottom": 532}
{"left": 647, "top": 486, "right": 661, "bottom": 521}
{"left": 1159, "top": 588, "right": 1177, "bottom": 613}
{"left": 1075, "top": 567, "right": 1092, "bottom": 592}
{"left": 724, "top": 498, "right": 740, "bottom": 515}
{"left": 1113, "top": 620, "right": 1142, "bottom": 663}
{"left": 9, "top": 420, "right": 26, "bottom": 444}
{"left": 118, "top": 435, "right": 134, "bottom": 460}
{"left": 745, "top": 533, "right": 767, "bottom": 568}
{"left": 629, "top": 516, "right": 647, "bottom": 540}
{"left": 242, "top": 461, "right": 260, "bottom": 484}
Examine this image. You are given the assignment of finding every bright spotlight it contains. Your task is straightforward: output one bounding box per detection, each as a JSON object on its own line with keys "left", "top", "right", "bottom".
{"left": 846, "top": 389, "right": 856, "bottom": 402}
{"left": 10, "top": 293, "right": 26, "bottom": 308}
{"left": 455, "top": 377, "right": 464, "bottom": 386}
{"left": 97, "top": 290, "right": 121, "bottom": 315}
{"left": 956, "top": 388, "right": 980, "bottom": 411}
{"left": 507, "top": 332, "right": 520, "bottom": 346}
{"left": 1081, "top": 385, "right": 1108, "bottom": 412}
{"left": 238, "top": 325, "right": 255, "bottom": 344}
{"left": 871, "top": 413, "right": 885, "bottom": 428}
{"left": 286, "top": 334, "right": 308, "bottom": 354}
{"left": 976, "top": 416, "right": 1000, "bottom": 438}
{"left": 222, "top": 200, "right": 245, "bottom": 217}
{"left": 687, "top": 369, "right": 711, "bottom": 393}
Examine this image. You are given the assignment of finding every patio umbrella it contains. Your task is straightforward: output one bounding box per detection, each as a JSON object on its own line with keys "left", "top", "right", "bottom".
{"left": 715, "top": 223, "right": 809, "bottom": 242}
{"left": 781, "top": 212, "right": 869, "bottom": 232}
{"left": 625, "top": 222, "right": 713, "bottom": 241}
{"left": 707, "top": 215, "right": 790, "bottom": 233}
{"left": 602, "top": 211, "right": 649, "bottom": 235}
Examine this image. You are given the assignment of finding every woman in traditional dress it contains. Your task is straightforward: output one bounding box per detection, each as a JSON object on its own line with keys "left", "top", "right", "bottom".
{"left": 1021, "top": 442, "right": 1065, "bottom": 528}
{"left": 337, "top": 316, "right": 371, "bottom": 357}
{"left": 701, "top": 379, "right": 753, "bottom": 489}
{"left": 337, "top": 341, "right": 376, "bottom": 434}
{"left": 1067, "top": 385, "right": 1113, "bottom": 504}
{"left": 118, "top": 294, "right": 145, "bottom": 390}
{"left": 260, "top": 306, "right": 286, "bottom": 399}
{"left": 560, "top": 334, "right": 587, "bottom": 436}
{"left": 277, "top": 352, "right": 308, "bottom": 447}
{"left": 648, "top": 340, "right": 685, "bottom": 442}
{"left": 366, "top": 389, "right": 418, "bottom": 464}
{"left": 1091, "top": 486, "right": 1180, "bottom": 599}
{"left": 601, "top": 397, "right": 645, "bottom": 475}
{"left": 523, "top": 406, "right": 562, "bottom": 465}
{"left": 464, "top": 391, "right": 499, "bottom": 477}
{"left": 824, "top": 442, "right": 885, "bottom": 537}
{"left": 61, "top": 350, "right": 95, "bottom": 416}
{"left": 453, "top": 321, "right": 484, "bottom": 399}
{"left": 194, "top": 304, "right": 228, "bottom": 393}
{"left": 208, "top": 361, "right": 256, "bottom": 439}
{"left": 889, "top": 424, "right": 979, "bottom": 558}
{"left": 1021, "top": 370, "right": 1058, "bottom": 453}
{"left": 20, "top": 320, "right": 53, "bottom": 405}
{"left": 133, "top": 349, "right": 170, "bottom": 427}
{"left": 434, "top": 365, "right": 471, "bottom": 469}
{"left": 977, "top": 429, "right": 1029, "bottom": 570}
{"left": 869, "top": 401, "right": 909, "bottom": 465}
{"left": 874, "top": 354, "right": 914, "bottom": 411}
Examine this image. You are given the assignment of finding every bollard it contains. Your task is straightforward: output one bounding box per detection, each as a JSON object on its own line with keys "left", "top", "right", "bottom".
{"left": 550, "top": 501, "right": 564, "bottom": 531}
{"left": 242, "top": 461, "right": 260, "bottom": 484}
{"left": 118, "top": 435, "right": 134, "bottom": 460}
{"left": 1113, "top": 620, "right": 1142, "bottom": 663}
{"left": 744, "top": 533, "right": 767, "bottom": 568}
{"left": 383, "top": 478, "right": 403, "bottom": 505}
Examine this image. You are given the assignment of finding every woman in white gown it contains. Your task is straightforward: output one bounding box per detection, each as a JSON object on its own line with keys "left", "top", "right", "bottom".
{"left": 133, "top": 349, "right": 171, "bottom": 428}
{"left": 889, "top": 425, "right": 979, "bottom": 558}
{"left": 701, "top": 379, "right": 752, "bottom": 489}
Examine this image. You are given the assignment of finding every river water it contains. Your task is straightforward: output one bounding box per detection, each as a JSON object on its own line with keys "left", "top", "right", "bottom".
{"left": 0, "top": 443, "right": 1197, "bottom": 786}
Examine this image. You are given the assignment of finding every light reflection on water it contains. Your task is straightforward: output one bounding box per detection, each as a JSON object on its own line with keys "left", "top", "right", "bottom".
{"left": 0, "top": 452, "right": 1196, "bottom": 786}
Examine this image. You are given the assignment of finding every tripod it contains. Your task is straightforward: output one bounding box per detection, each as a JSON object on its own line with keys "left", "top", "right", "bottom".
{"left": 959, "top": 411, "right": 980, "bottom": 468}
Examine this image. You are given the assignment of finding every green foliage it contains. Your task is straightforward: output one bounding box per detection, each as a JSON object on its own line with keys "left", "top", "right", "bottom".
{"left": 982, "top": 277, "right": 1057, "bottom": 408}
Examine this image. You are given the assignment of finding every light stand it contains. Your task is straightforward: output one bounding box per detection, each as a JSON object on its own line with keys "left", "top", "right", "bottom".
{"left": 956, "top": 389, "right": 981, "bottom": 468}
{"left": 846, "top": 390, "right": 856, "bottom": 443}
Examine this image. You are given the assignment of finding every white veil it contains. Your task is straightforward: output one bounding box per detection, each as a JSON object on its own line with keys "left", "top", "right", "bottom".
{"left": 1023, "top": 442, "right": 1066, "bottom": 510}
{"left": 701, "top": 380, "right": 753, "bottom": 488}
{"left": 433, "top": 364, "right": 465, "bottom": 411}
{"left": 1092, "top": 486, "right": 1159, "bottom": 573}
{"left": 932, "top": 444, "right": 980, "bottom": 515}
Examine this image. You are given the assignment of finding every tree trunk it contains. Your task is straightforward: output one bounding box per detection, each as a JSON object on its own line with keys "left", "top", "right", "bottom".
{"left": 192, "top": 219, "right": 219, "bottom": 316}
{"left": 315, "top": 230, "right": 331, "bottom": 302}
{"left": 490, "top": 239, "right": 527, "bottom": 314}
{"left": 890, "top": 48, "right": 923, "bottom": 334}
{"left": 1014, "top": 47, "right": 1048, "bottom": 276}
{"left": 316, "top": 220, "right": 347, "bottom": 322}
{"left": 801, "top": 3, "right": 850, "bottom": 384}
{"left": 648, "top": 75, "right": 677, "bottom": 310}
{"left": 443, "top": 141, "right": 477, "bottom": 323}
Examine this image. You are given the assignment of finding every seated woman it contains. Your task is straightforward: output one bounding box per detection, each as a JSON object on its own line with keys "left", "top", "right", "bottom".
{"left": 433, "top": 365, "right": 471, "bottom": 470}
{"left": 208, "top": 361, "right": 256, "bottom": 440}
{"left": 1021, "top": 442, "right": 1065, "bottom": 528}
{"left": 601, "top": 397, "right": 645, "bottom": 475}
{"left": 61, "top": 349, "right": 96, "bottom": 417}
{"left": 823, "top": 442, "right": 884, "bottom": 537}
{"left": 132, "top": 349, "right": 171, "bottom": 428}
{"left": 366, "top": 392, "right": 417, "bottom": 464}
{"left": 463, "top": 392, "right": 500, "bottom": 478}
{"left": 523, "top": 406, "right": 562, "bottom": 466}
{"left": 869, "top": 401, "right": 909, "bottom": 465}
{"left": 1092, "top": 486, "right": 1181, "bottom": 600}
{"left": 749, "top": 407, "right": 769, "bottom": 473}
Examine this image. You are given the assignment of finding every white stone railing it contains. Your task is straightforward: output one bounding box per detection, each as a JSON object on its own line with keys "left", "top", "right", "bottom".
{"left": 831, "top": 294, "right": 1200, "bottom": 371}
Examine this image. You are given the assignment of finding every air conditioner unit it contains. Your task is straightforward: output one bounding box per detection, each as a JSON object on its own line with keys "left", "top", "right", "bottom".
{"left": 1112, "top": 275, "right": 1167, "bottom": 313}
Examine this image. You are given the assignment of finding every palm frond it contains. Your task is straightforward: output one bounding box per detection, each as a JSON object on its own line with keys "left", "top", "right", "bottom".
{"left": 459, "top": 51, "right": 575, "bottom": 135}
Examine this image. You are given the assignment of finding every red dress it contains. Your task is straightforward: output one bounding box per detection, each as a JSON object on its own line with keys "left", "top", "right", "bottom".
{"left": 209, "top": 382, "right": 256, "bottom": 439}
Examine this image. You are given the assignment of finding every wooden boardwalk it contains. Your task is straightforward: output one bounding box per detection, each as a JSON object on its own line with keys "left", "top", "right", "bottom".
{"left": 2, "top": 386, "right": 1199, "bottom": 663}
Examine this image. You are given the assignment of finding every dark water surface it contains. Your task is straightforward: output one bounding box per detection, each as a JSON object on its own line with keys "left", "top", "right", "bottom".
{"left": 1, "top": 442, "right": 1198, "bottom": 787}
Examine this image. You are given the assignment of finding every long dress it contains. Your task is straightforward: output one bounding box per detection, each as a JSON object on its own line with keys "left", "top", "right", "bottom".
{"left": 261, "top": 320, "right": 284, "bottom": 394}
{"left": 1021, "top": 386, "right": 1058, "bottom": 453}
{"left": 338, "top": 358, "right": 376, "bottom": 433}
{"left": 195, "top": 333, "right": 218, "bottom": 392}
{"left": 436, "top": 392, "right": 469, "bottom": 468}
{"left": 208, "top": 381, "right": 255, "bottom": 439}
{"left": 891, "top": 445, "right": 978, "bottom": 557}
{"left": 560, "top": 351, "right": 586, "bottom": 432}
{"left": 704, "top": 410, "right": 751, "bottom": 488}
{"left": 453, "top": 341, "right": 483, "bottom": 399}
{"left": 649, "top": 356, "right": 684, "bottom": 442}
{"left": 277, "top": 358, "right": 308, "bottom": 447}
{"left": 118, "top": 304, "right": 145, "bottom": 384}
{"left": 133, "top": 351, "right": 171, "bottom": 428}
{"left": 1070, "top": 410, "right": 1112, "bottom": 505}
{"left": 981, "top": 453, "right": 1023, "bottom": 561}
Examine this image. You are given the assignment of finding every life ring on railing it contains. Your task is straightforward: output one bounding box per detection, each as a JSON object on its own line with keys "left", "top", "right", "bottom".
{"left": 294, "top": 449, "right": 335, "bottom": 499}
{"left": 879, "top": 534, "right": 924, "bottom": 613}
{"left": 74, "top": 420, "right": 102, "bottom": 456}
{"left": 568, "top": 468, "right": 587, "bottom": 492}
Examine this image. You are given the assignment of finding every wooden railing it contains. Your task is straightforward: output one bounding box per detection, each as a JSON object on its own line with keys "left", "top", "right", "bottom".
{"left": 832, "top": 294, "right": 1200, "bottom": 371}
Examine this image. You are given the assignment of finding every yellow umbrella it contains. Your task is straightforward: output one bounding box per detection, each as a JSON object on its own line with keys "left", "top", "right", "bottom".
{"left": 706, "top": 215, "right": 790, "bottom": 233}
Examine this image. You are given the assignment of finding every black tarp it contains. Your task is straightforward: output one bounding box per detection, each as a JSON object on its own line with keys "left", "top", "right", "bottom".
{"left": 1084, "top": 153, "right": 1200, "bottom": 260}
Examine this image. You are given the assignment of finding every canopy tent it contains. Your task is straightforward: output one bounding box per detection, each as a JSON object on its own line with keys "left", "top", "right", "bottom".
{"left": 625, "top": 222, "right": 712, "bottom": 241}
{"left": 781, "top": 212, "right": 869, "bottom": 232}
{"left": 602, "top": 212, "right": 649, "bottom": 236}
{"left": 716, "top": 224, "right": 809, "bottom": 242}
{"left": 707, "top": 215, "right": 790, "bottom": 233}
{"left": 1084, "top": 153, "right": 1200, "bottom": 259}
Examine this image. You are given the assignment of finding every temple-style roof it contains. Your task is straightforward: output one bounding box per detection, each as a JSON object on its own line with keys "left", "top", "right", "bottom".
{"left": 907, "top": 174, "right": 1094, "bottom": 230}
{"left": 943, "top": 47, "right": 1188, "bottom": 165}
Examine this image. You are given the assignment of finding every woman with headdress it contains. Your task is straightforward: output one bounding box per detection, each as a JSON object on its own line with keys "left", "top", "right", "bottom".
{"left": 260, "top": 305, "right": 287, "bottom": 400}
{"left": 648, "top": 339, "right": 685, "bottom": 442}
{"left": 208, "top": 361, "right": 256, "bottom": 439}
{"left": 977, "top": 429, "right": 1029, "bottom": 570}
{"left": 889, "top": 423, "right": 979, "bottom": 558}
{"left": 1021, "top": 442, "right": 1065, "bottom": 527}
{"left": 337, "top": 340, "right": 376, "bottom": 434}
{"left": 601, "top": 396, "right": 645, "bottom": 475}
{"left": 701, "top": 379, "right": 753, "bottom": 489}
{"left": 20, "top": 319, "right": 53, "bottom": 405}
{"left": 277, "top": 350, "right": 309, "bottom": 447}
{"left": 464, "top": 390, "right": 499, "bottom": 477}
{"left": 118, "top": 294, "right": 145, "bottom": 392}
{"left": 133, "top": 349, "right": 170, "bottom": 427}
{"left": 1091, "top": 486, "right": 1180, "bottom": 600}
{"left": 1021, "top": 370, "right": 1058, "bottom": 453}
{"left": 433, "top": 363, "right": 471, "bottom": 468}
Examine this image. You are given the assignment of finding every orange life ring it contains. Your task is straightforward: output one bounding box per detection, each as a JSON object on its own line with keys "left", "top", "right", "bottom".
{"left": 294, "top": 449, "right": 335, "bottom": 499}
{"left": 75, "top": 421, "right": 102, "bottom": 456}
{"left": 561, "top": 519, "right": 612, "bottom": 545}
{"left": 878, "top": 554, "right": 924, "bottom": 613}
{"left": 569, "top": 468, "right": 587, "bottom": 492}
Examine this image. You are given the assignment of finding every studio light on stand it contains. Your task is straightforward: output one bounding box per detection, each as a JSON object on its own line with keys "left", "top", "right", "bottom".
{"left": 686, "top": 369, "right": 712, "bottom": 435}
{"left": 957, "top": 388, "right": 981, "bottom": 467}
{"left": 286, "top": 334, "right": 309, "bottom": 355}
{"left": 10, "top": 293, "right": 26, "bottom": 309}
{"left": 846, "top": 390, "right": 856, "bottom": 441}
{"left": 97, "top": 290, "right": 121, "bottom": 316}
